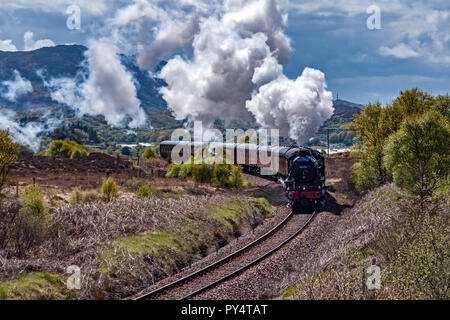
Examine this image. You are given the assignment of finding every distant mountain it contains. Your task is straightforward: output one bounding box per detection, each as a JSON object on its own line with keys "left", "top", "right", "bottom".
{"left": 320, "top": 99, "right": 364, "bottom": 130}
{"left": 1, "top": 45, "right": 365, "bottom": 146}
{"left": 0, "top": 45, "right": 167, "bottom": 113}
{"left": 332, "top": 99, "right": 364, "bottom": 117}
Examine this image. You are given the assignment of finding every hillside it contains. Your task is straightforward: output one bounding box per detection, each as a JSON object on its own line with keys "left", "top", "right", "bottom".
{"left": 0, "top": 45, "right": 167, "bottom": 114}
{"left": 319, "top": 99, "right": 364, "bottom": 131}
{"left": 1, "top": 45, "right": 364, "bottom": 148}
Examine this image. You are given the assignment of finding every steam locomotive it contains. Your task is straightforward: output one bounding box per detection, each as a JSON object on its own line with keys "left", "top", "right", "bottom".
{"left": 160, "top": 141, "right": 326, "bottom": 208}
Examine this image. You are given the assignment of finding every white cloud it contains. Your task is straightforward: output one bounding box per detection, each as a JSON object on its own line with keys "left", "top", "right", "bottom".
{"left": 1, "top": 0, "right": 108, "bottom": 16}
{"left": 379, "top": 43, "right": 419, "bottom": 59}
{"left": 283, "top": 0, "right": 450, "bottom": 65}
{"left": 24, "top": 31, "right": 55, "bottom": 51}
{"left": 0, "top": 70, "right": 33, "bottom": 102}
{"left": 0, "top": 40, "right": 18, "bottom": 51}
{"left": 113, "top": 0, "right": 161, "bottom": 27}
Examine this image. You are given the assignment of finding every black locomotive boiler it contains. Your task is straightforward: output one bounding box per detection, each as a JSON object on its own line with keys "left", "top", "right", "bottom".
{"left": 160, "top": 141, "right": 326, "bottom": 208}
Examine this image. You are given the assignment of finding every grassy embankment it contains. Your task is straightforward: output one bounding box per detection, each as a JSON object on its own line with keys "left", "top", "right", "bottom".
{"left": 281, "top": 182, "right": 448, "bottom": 300}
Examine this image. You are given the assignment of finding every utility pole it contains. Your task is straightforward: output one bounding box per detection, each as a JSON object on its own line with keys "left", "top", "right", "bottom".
{"left": 327, "top": 129, "right": 330, "bottom": 156}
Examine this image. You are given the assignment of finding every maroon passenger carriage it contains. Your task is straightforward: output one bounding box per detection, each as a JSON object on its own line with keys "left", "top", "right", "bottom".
{"left": 160, "top": 141, "right": 326, "bottom": 208}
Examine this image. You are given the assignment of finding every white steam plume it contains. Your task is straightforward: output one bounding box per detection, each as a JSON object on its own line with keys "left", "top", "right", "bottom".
{"left": 42, "top": 38, "right": 148, "bottom": 128}
{"left": 113, "top": 0, "right": 218, "bottom": 69}
{"left": 0, "top": 108, "right": 62, "bottom": 151}
{"left": 0, "top": 70, "right": 33, "bottom": 102}
{"left": 246, "top": 68, "right": 333, "bottom": 142}
{"left": 158, "top": 0, "right": 333, "bottom": 143}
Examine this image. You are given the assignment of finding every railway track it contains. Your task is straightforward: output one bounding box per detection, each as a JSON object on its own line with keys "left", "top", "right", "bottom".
{"left": 131, "top": 207, "right": 317, "bottom": 300}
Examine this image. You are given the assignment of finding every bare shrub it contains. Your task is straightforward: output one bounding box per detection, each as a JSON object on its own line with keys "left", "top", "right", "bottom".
{"left": 0, "top": 199, "right": 20, "bottom": 249}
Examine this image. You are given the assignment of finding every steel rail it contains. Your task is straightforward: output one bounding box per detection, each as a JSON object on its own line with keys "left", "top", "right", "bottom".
{"left": 180, "top": 209, "right": 317, "bottom": 300}
{"left": 132, "top": 209, "right": 295, "bottom": 300}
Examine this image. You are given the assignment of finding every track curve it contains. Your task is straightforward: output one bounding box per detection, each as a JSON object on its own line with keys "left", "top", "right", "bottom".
{"left": 132, "top": 207, "right": 316, "bottom": 300}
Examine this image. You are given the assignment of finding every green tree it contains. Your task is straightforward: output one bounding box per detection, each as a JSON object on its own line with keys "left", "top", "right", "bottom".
{"left": 121, "top": 146, "right": 132, "bottom": 156}
{"left": 350, "top": 102, "right": 387, "bottom": 190}
{"left": 384, "top": 111, "right": 450, "bottom": 203}
{"left": 47, "top": 138, "right": 88, "bottom": 159}
{"left": 349, "top": 89, "right": 439, "bottom": 192}
{"left": 432, "top": 94, "right": 450, "bottom": 122}
{"left": 142, "top": 146, "right": 156, "bottom": 159}
{"left": 0, "top": 130, "right": 20, "bottom": 194}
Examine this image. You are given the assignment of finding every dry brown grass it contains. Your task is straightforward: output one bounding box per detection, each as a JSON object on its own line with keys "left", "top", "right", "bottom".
{"left": 0, "top": 179, "right": 271, "bottom": 299}
{"left": 285, "top": 183, "right": 449, "bottom": 300}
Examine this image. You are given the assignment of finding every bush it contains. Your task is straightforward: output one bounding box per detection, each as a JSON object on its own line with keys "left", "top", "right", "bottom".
{"left": 8, "top": 185, "right": 49, "bottom": 256}
{"left": 0, "top": 130, "right": 20, "bottom": 194}
{"left": 136, "top": 185, "right": 154, "bottom": 198}
{"left": 375, "top": 205, "right": 449, "bottom": 299}
{"left": 70, "top": 149, "right": 88, "bottom": 160}
{"left": 167, "top": 163, "right": 182, "bottom": 177}
{"left": 71, "top": 187, "right": 101, "bottom": 204}
{"left": 167, "top": 158, "right": 247, "bottom": 188}
{"left": 192, "top": 163, "right": 214, "bottom": 183}
{"left": 101, "top": 178, "right": 119, "bottom": 202}
{"left": 142, "top": 146, "right": 156, "bottom": 159}
{"left": 70, "top": 187, "right": 83, "bottom": 204}
{"left": 46, "top": 189, "right": 59, "bottom": 207}
{"left": 384, "top": 111, "right": 450, "bottom": 202}
{"left": 46, "top": 138, "right": 88, "bottom": 159}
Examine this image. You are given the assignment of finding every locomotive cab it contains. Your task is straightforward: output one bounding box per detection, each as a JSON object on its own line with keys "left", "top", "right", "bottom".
{"left": 284, "top": 154, "right": 326, "bottom": 208}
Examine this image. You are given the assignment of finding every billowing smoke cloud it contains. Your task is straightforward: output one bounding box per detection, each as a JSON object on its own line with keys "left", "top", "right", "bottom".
{"left": 113, "top": 0, "right": 217, "bottom": 70}
{"left": 0, "top": 70, "right": 33, "bottom": 102}
{"left": 0, "top": 108, "right": 61, "bottom": 151}
{"left": 42, "top": 38, "right": 148, "bottom": 128}
{"left": 20, "top": 0, "right": 333, "bottom": 144}
{"left": 157, "top": 0, "right": 333, "bottom": 143}
{"left": 246, "top": 68, "right": 333, "bottom": 142}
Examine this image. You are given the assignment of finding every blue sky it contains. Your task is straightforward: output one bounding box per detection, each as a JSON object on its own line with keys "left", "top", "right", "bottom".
{"left": 0, "top": 0, "right": 448, "bottom": 105}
